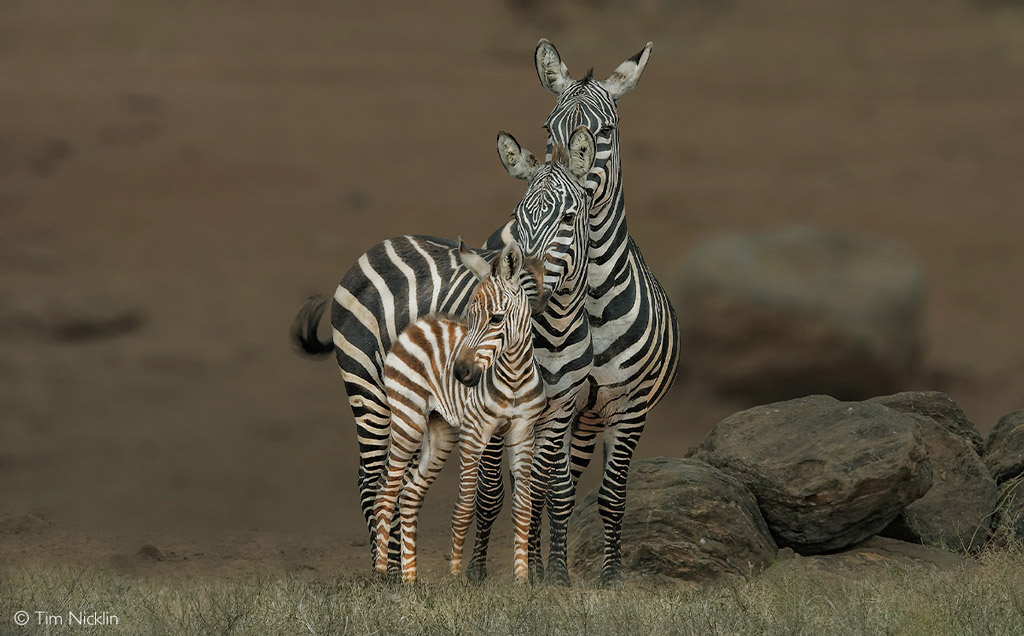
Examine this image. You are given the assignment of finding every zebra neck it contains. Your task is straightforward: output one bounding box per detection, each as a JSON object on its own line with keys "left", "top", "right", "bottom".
{"left": 488, "top": 337, "right": 537, "bottom": 393}
{"left": 587, "top": 161, "right": 635, "bottom": 298}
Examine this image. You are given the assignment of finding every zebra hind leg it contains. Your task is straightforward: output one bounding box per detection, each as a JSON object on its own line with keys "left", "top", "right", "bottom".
{"left": 467, "top": 436, "right": 505, "bottom": 583}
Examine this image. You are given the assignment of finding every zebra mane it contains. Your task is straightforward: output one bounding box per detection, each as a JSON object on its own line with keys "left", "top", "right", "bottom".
{"left": 582, "top": 68, "right": 595, "bottom": 83}
{"left": 550, "top": 143, "right": 569, "bottom": 165}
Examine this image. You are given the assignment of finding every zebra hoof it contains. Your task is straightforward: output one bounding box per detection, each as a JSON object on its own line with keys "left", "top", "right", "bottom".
{"left": 599, "top": 569, "right": 624, "bottom": 589}
{"left": 545, "top": 566, "right": 571, "bottom": 587}
{"left": 466, "top": 561, "right": 487, "bottom": 584}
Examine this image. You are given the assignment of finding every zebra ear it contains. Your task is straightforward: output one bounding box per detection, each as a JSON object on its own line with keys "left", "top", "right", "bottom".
{"left": 458, "top": 237, "right": 491, "bottom": 281}
{"left": 600, "top": 42, "right": 652, "bottom": 101}
{"left": 535, "top": 38, "right": 574, "bottom": 95}
{"left": 494, "top": 240, "right": 524, "bottom": 288}
{"left": 567, "top": 126, "right": 596, "bottom": 182}
{"left": 497, "top": 131, "right": 541, "bottom": 181}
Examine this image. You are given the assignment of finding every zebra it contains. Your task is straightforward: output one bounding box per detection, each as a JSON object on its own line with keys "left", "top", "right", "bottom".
{"left": 373, "top": 240, "right": 546, "bottom": 584}
{"left": 291, "top": 127, "right": 598, "bottom": 575}
{"left": 473, "top": 39, "right": 681, "bottom": 585}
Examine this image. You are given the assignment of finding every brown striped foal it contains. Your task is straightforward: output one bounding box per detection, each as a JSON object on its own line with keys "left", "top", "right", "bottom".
{"left": 372, "top": 239, "right": 546, "bottom": 583}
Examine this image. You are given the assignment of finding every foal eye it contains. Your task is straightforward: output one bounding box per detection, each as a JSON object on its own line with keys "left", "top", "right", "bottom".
{"left": 490, "top": 313, "right": 504, "bottom": 325}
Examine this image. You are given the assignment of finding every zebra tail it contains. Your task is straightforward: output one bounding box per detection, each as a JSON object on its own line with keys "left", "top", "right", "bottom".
{"left": 290, "top": 294, "right": 335, "bottom": 359}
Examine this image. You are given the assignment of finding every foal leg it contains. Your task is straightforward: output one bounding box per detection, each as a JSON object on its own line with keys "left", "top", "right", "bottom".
{"left": 450, "top": 424, "right": 495, "bottom": 576}
{"left": 505, "top": 421, "right": 535, "bottom": 583}
{"left": 398, "top": 418, "right": 458, "bottom": 583}
{"left": 373, "top": 415, "right": 424, "bottom": 577}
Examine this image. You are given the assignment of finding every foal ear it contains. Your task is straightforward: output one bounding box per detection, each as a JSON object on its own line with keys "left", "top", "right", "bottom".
{"left": 458, "top": 237, "right": 491, "bottom": 281}
{"left": 567, "top": 126, "right": 597, "bottom": 182}
{"left": 497, "top": 131, "right": 541, "bottom": 181}
{"left": 494, "top": 240, "right": 524, "bottom": 288}
{"left": 535, "top": 38, "right": 574, "bottom": 96}
{"left": 600, "top": 42, "right": 653, "bottom": 101}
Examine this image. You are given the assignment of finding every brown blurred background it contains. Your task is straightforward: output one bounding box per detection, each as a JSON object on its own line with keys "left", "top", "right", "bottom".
{"left": 2, "top": 0, "right": 1023, "bottom": 576}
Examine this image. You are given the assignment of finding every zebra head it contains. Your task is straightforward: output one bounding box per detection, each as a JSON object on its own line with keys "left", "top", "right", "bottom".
{"left": 452, "top": 240, "right": 533, "bottom": 388}
{"left": 535, "top": 38, "right": 652, "bottom": 206}
{"left": 496, "top": 126, "right": 597, "bottom": 302}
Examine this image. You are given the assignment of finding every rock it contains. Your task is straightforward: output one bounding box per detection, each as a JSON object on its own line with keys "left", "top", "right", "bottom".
{"left": 694, "top": 395, "right": 932, "bottom": 554}
{"left": 984, "top": 410, "right": 1024, "bottom": 484}
{"left": 771, "top": 536, "right": 976, "bottom": 580}
{"left": 868, "top": 391, "right": 984, "bottom": 455}
{"left": 0, "top": 512, "right": 50, "bottom": 534}
{"left": 568, "top": 457, "right": 778, "bottom": 585}
{"left": 136, "top": 544, "right": 165, "bottom": 562}
{"left": 676, "top": 225, "right": 926, "bottom": 402}
{"left": 879, "top": 419, "right": 997, "bottom": 551}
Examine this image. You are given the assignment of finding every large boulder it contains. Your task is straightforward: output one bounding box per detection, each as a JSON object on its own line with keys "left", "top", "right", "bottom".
{"left": 693, "top": 395, "right": 932, "bottom": 554}
{"left": 869, "top": 391, "right": 984, "bottom": 455}
{"left": 870, "top": 392, "right": 996, "bottom": 550}
{"left": 568, "top": 457, "right": 778, "bottom": 585}
{"left": 880, "top": 424, "right": 997, "bottom": 551}
{"left": 984, "top": 410, "right": 1024, "bottom": 484}
{"left": 676, "top": 225, "right": 926, "bottom": 402}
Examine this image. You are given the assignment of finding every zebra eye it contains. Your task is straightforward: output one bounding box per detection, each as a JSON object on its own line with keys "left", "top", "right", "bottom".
{"left": 562, "top": 211, "right": 576, "bottom": 223}
{"left": 599, "top": 124, "right": 615, "bottom": 136}
{"left": 490, "top": 313, "right": 504, "bottom": 325}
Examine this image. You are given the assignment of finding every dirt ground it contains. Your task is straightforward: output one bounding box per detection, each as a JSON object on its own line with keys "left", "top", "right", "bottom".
{"left": 2, "top": 0, "right": 1024, "bottom": 581}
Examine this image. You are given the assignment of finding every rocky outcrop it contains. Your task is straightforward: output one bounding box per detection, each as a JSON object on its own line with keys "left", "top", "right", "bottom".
{"left": 693, "top": 395, "right": 932, "bottom": 554}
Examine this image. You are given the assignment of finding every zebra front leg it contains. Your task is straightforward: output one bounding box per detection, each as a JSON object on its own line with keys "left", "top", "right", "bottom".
{"left": 543, "top": 447, "right": 575, "bottom": 586}
{"left": 569, "top": 416, "right": 604, "bottom": 485}
{"left": 450, "top": 426, "right": 494, "bottom": 576}
{"left": 399, "top": 418, "right": 458, "bottom": 583}
{"left": 526, "top": 433, "right": 559, "bottom": 583}
{"left": 372, "top": 418, "right": 422, "bottom": 578}
{"left": 596, "top": 417, "right": 646, "bottom": 587}
{"left": 505, "top": 422, "right": 535, "bottom": 584}
{"left": 467, "top": 435, "right": 505, "bottom": 582}
{"left": 538, "top": 404, "right": 578, "bottom": 586}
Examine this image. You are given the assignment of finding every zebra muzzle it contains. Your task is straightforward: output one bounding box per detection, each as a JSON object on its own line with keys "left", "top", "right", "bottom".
{"left": 453, "top": 359, "right": 482, "bottom": 387}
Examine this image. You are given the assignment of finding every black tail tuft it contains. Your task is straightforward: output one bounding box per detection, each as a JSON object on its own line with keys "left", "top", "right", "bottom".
{"left": 290, "top": 295, "right": 335, "bottom": 359}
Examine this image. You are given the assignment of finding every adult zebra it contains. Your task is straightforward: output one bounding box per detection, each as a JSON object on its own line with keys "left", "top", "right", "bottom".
{"left": 291, "top": 128, "right": 598, "bottom": 573}
{"left": 474, "top": 40, "right": 680, "bottom": 586}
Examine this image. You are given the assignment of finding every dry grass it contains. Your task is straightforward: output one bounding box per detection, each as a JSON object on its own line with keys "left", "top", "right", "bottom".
{"left": 2, "top": 545, "right": 1024, "bottom": 635}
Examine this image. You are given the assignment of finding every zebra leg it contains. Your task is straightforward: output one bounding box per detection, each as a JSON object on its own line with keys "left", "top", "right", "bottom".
{"left": 340, "top": 363, "right": 393, "bottom": 567}
{"left": 450, "top": 426, "right": 494, "bottom": 576}
{"left": 543, "top": 444, "right": 575, "bottom": 586}
{"left": 372, "top": 417, "right": 422, "bottom": 578}
{"left": 596, "top": 417, "right": 646, "bottom": 586}
{"left": 569, "top": 417, "right": 604, "bottom": 485}
{"left": 505, "top": 422, "right": 535, "bottom": 584}
{"left": 399, "top": 418, "right": 458, "bottom": 583}
{"left": 467, "top": 435, "right": 505, "bottom": 583}
{"left": 527, "top": 432, "right": 560, "bottom": 583}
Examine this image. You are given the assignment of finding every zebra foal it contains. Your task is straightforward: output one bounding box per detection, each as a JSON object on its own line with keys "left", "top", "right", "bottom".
{"left": 373, "top": 240, "right": 546, "bottom": 583}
